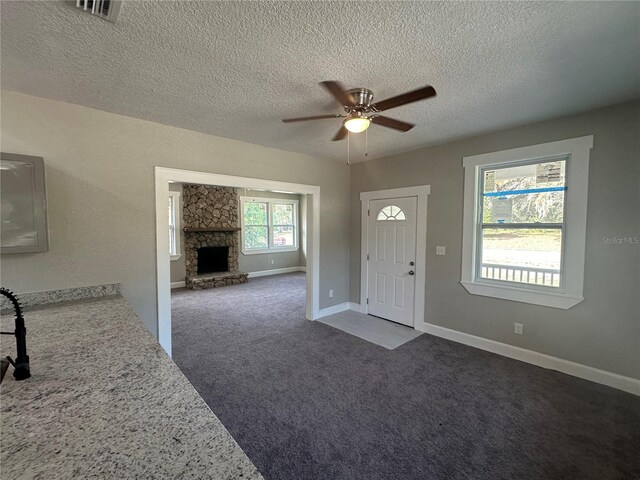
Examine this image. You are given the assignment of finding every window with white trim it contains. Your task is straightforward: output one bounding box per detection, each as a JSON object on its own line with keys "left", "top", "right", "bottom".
{"left": 461, "top": 136, "right": 593, "bottom": 309}
{"left": 240, "top": 197, "right": 298, "bottom": 254}
{"left": 168, "top": 191, "right": 181, "bottom": 260}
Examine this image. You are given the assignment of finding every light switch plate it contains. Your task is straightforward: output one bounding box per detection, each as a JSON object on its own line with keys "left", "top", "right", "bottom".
{"left": 436, "top": 246, "right": 446, "bottom": 256}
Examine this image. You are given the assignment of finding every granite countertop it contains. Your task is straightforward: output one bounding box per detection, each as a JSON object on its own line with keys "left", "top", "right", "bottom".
{"left": 0, "top": 296, "right": 263, "bottom": 479}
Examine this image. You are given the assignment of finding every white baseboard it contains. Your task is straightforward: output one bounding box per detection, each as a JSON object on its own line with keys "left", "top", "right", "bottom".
{"left": 170, "top": 281, "right": 186, "bottom": 289}
{"left": 247, "top": 266, "right": 306, "bottom": 278}
{"left": 315, "top": 302, "right": 350, "bottom": 319}
{"left": 348, "top": 302, "right": 366, "bottom": 313}
{"left": 422, "top": 322, "right": 640, "bottom": 396}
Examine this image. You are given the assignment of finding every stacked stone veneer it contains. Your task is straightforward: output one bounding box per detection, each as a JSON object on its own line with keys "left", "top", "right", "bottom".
{"left": 182, "top": 185, "right": 248, "bottom": 289}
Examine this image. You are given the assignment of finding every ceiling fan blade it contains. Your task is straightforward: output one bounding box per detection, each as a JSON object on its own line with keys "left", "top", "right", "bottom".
{"left": 372, "top": 85, "right": 436, "bottom": 112}
{"left": 282, "top": 114, "right": 342, "bottom": 123}
{"left": 332, "top": 125, "right": 348, "bottom": 141}
{"left": 320, "top": 81, "right": 356, "bottom": 107}
{"left": 371, "top": 116, "right": 415, "bottom": 132}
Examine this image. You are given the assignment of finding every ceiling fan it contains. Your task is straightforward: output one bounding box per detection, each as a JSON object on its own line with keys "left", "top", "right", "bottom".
{"left": 282, "top": 81, "right": 437, "bottom": 141}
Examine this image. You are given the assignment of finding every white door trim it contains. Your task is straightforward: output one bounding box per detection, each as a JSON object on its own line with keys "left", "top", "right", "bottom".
{"left": 155, "top": 167, "right": 320, "bottom": 356}
{"left": 360, "top": 185, "right": 431, "bottom": 331}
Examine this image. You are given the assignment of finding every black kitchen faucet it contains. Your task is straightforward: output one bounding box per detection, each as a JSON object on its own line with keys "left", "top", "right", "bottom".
{"left": 1, "top": 287, "right": 31, "bottom": 381}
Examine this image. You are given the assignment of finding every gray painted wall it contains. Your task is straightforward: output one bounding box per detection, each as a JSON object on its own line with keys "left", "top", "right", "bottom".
{"left": 350, "top": 101, "right": 640, "bottom": 379}
{"left": 0, "top": 91, "right": 350, "bottom": 337}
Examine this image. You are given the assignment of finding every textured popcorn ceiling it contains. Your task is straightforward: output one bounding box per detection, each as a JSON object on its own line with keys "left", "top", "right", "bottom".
{"left": 1, "top": 1, "right": 639, "bottom": 161}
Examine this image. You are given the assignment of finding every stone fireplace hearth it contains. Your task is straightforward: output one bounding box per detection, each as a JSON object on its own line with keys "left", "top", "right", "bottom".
{"left": 182, "top": 185, "right": 248, "bottom": 290}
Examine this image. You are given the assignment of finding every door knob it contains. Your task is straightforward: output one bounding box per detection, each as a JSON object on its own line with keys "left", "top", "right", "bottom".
{"left": 408, "top": 270, "right": 415, "bottom": 275}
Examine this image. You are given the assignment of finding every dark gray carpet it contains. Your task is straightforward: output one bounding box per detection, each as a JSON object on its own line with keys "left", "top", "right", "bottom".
{"left": 171, "top": 273, "right": 640, "bottom": 480}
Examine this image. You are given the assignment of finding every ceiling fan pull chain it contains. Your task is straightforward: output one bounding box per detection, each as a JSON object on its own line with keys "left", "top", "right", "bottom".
{"left": 365, "top": 128, "right": 368, "bottom": 158}
{"left": 347, "top": 130, "right": 351, "bottom": 166}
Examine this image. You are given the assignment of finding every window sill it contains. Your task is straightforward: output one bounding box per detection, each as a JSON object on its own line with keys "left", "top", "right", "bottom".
{"left": 460, "top": 281, "right": 583, "bottom": 309}
{"left": 242, "top": 247, "right": 299, "bottom": 256}
{"left": 170, "top": 254, "right": 182, "bottom": 261}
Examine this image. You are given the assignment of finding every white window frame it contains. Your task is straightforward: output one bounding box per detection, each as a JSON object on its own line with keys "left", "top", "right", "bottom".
{"left": 240, "top": 196, "right": 299, "bottom": 255}
{"left": 461, "top": 136, "right": 593, "bottom": 309}
{"left": 168, "top": 190, "right": 181, "bottom": 261}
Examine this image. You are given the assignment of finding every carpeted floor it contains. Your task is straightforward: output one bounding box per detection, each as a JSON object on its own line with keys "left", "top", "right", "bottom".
{"left": 171, "top": 273, "right": 640, "bottom": 480}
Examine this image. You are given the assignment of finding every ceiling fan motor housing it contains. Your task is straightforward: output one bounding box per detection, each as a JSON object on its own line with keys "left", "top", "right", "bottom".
{"left": 345, "top": 88, "right": 374, "bottom": 112}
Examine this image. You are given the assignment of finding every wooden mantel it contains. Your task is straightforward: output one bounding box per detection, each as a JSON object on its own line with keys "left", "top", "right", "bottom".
{"left": 183, "top": 227, "right": 241, "bottom": 233}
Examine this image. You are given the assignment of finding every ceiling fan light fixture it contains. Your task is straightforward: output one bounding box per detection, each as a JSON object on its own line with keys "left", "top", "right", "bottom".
{"left": 282, "top": 81, "right": 435, "bottom": 141}
{"left": 344, "top": 115, "right": 371, "bottom": 133}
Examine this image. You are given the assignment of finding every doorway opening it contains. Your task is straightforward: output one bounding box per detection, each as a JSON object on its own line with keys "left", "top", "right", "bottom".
{"left": 154, "top": 167, "right": 320, "bottom": 356}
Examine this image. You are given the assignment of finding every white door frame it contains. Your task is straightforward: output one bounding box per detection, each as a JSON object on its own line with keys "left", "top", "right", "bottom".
{"left": 360, "top": 185, "right": 430, "bottom": 331}
{"left": 155, "top": 166, "right": 321, "bottom": 356}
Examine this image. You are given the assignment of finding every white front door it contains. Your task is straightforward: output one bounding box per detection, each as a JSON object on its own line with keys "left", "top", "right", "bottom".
{"left": 367, "top": 196, "right": 417, "bottom": 326}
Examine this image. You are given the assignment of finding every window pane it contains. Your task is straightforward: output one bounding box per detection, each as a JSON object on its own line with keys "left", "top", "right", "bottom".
{"left": 376, "top": 205, "right": 406, "bottom": 221}
{"left": 483, "top": 159, "right": 566, "bottom": 224}
{"left": 243, "top": 202, "right": 268, "bottom": 226}
{"left": 272, "top": 203, "right": 293, "bottom": 225}
{"left": 169, "top": 226, "right": 175, "bottom": 255}
{"left": 168, "top": 197, "right": 175, "bottom": 226}
{"left": 272, "top": 226, "right": 294, "bottom": 247}
{"left": 244, "top": 226, "right": 268, "bottom": 249}
{"left": 168, "top": 197, "right": 176, "bottom": 255}
{"left": 480, "top": 228, "right": 562, "bottom": 287}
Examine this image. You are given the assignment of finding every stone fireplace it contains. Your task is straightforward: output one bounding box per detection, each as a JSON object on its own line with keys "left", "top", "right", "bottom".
{"left": 182, "top": 185, "right": 248, "bottom": 290}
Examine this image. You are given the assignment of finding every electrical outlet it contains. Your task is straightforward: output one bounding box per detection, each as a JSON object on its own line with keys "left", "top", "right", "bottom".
{"left": 514, "top": 323, "right": 524, "bottom": 335}
{"left": 329, "top": 289, "right": 334, "bottom": 298}
{"left": 270, "top": 259, "right": 275, "bottom": 265}
{"left": 436, "top": 246, "right": 446, "bottom": 256}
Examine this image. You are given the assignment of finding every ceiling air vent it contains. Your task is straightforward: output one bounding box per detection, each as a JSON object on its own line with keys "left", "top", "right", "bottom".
{"left": 73, "top": 0, "right": 122, "bottom": 23}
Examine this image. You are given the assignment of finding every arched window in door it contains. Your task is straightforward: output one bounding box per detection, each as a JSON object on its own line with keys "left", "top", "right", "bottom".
{"left": 376, "top": 205, "right": 406, "bottom": 221}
